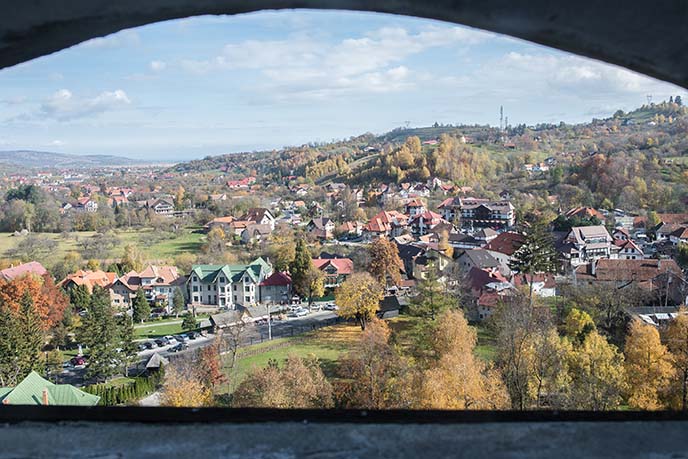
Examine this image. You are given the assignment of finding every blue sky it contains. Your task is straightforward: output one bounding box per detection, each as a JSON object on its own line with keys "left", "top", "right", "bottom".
{"left": 0, "top": 10, "right": 685, "bottom": 161}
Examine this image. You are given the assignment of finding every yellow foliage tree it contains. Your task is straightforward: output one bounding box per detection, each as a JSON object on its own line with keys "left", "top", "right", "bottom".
{"left": 419, "top": 310, "right": 509, "bottom": 409}
{"left": 568, "top": 331, "right": 625, "bottom": 410}
{"left": 160, "top": 365, "right": 212, "bottom": 407}
{"left": 624, "top": 320, "right": 672, "bottom": 410}
{"left": 335, "top": 273, "right": 384, "bottom": 330}
{"left": 665, "top": 312, "right": 688, "bottom": 410}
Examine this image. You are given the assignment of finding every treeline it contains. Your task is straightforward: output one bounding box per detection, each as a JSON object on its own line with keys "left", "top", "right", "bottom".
{"left": 85, "top": 373, "right": 161, "bottom": 406}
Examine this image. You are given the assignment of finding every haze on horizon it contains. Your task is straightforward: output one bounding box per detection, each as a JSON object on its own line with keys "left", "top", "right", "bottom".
{"left": 0, "top": 9, "right": 685, "bottom": 162}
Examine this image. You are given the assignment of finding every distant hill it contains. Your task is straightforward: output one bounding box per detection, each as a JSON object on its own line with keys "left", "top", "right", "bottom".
{"left": 0, "top": 150, "right": 140, "bottom": 169}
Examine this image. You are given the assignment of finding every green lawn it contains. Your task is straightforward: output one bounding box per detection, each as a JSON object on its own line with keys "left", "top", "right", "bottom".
{"left": 475, "top": 325, "right": 498, "bottom": 362}
{"left": 101, "top": 377, "right": 135, "bottom": 389}
{"left": 135, "top": 322, "right": 187, "bottom": 339}
{"left": 0, "top": 227, "right": 205, "bottom": 265}
{"left": 220, "top": 323, "right": 361, "bottom": 394}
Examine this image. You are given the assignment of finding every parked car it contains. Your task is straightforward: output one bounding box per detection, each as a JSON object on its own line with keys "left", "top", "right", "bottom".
{"left": 144, "top": 341, "right": 154, "bottom": 350}
{"left": 70, "top": 356, "right": 86, "bottom": 366}
{"left": 169, "top": 343, "right": 189, "bottom": 353}
{"left": 294, "top": 308, "right": 308, "bottom": 317}
{"left": 187, "top": 332, "right": 199, "bottom": 340}
{"left": 324, "top": 303, "right": 338, "bottom": 311}
{"left": 164, "top": 335, "right": 177, "bottom": 344}
{"left": 137, "top": 343, "right": 147, "bottom": 352}
{"left": 174, "top": 334, "right": 187, "bottom": 342}
{"left": 154, "top": 338, "right": 166, "bottom": 347}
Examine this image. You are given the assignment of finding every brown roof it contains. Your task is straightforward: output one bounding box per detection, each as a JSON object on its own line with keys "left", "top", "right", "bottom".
{"left": 484, "top": 232, "right": 526, "bottom": 256}
{"left": 575, "top": 259, "right": 682, "bottom": 284}
{"left": 60, "top": 270, "right": 117, "bottom": 292}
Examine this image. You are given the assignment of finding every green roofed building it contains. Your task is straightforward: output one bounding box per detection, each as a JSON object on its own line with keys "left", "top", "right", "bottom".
{"left": 0, "top": 371, "right": 100, "bottom": 406}
{"left": 186, "top": 257, "right": 272, "bottom": 309}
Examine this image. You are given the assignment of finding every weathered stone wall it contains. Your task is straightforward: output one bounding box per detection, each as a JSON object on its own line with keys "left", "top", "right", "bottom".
{"left": 1, "top": 420, "right": 687, "bottom": 458}
{"left": 0, "top": 1, "right": 687, "bottom": 88}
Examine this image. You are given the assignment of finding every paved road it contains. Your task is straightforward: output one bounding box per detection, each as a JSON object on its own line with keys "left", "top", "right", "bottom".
{"left": 59, "top": 309, "right": 339, "bottom": 386}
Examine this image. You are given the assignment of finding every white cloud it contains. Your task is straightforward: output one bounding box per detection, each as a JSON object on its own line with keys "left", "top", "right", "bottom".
{"left": 178, "top": 25, "right": 490, "bottom": 99}
{"left": 150, "top": 60, "right": 167, "bottom": 72}
{"left": 40, "top": 89, "right": 132, "bottom": 120}
{"left": 498, "top": 52, "right": 671, "bottom": 95}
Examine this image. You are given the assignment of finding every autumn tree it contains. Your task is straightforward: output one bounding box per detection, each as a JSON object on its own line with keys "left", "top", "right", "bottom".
{"left": 197, "top": 337, "right": 226, "bottom": 391}
{"left": 132, "top": 288, "right": 150, "bottom": 323}
{"left": 337, "top": 319, "right": 413, "bottom": 409}
{"left": 232, "top": 356, "right": 334, "bottom": 408}
{"left": 204, "top": 227, "right": 227, "bottom": 259}
{"left": 300, "top": 266, "right": 325, "bottom": 308}
{"left": 624, "top": 320, "right": 672, "bottom": 410}
{"left": 666, "top": 312, "right": 688, "bottom": 410}
{"left": 120, "top": 244, "right": 144, "bottom": 273}
{"left": 492, "top": 295, "right": 540, "bottom": 410}
{"left": 335, "top": 273, "right": 384, "bottom": 330}
{"left": 0, "top": 274, "right": 68, "bottom": 331}
{"left": 567, "top": 330, "right": 625, "bottom": 410}
{"left": 562, "top": 307, "right": 596, "bottom": 344}
{"left": 367, "top": 237, "right": 402, "bottom": 288}
{"left": 524, "top": 327, "right": 572, "bottom": 409}
{"left": 267, "top": 223, "right": 297, "bottom": 272}
{"left": 420, "top": 309, "right": 509, "bottom": 409}
{"left": 160, "top": 363, "right": 212, "bottom": 407}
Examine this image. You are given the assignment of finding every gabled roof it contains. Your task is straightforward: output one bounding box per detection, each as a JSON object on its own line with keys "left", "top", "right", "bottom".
{"left": 0, "top": 261, "right": 47, "bottom": 281}
{"left": 312, "top": 258, "right": 354, "bottom": 275}
{"left": 484, "top": 232, "right": 526, "bottom": 256}
{"left": 138, "top": 265, "right": 179, "bottom": 284}
{"left": 259, "top": 271, "right": 292, "bottom": 287}
{"left": 0, "top": 371, "right": 99, "bottom": 406}
{"left": 210, "top": 310, "right": 246, "bottom": 328}
{"left": 59, "top": 270, "right": 118, "bottom": 292}
{"left": 575, "top": 259, "right": 682, "bottom": 284}
{"left": 457, "top": 249, "right": 500, "bottom": 269}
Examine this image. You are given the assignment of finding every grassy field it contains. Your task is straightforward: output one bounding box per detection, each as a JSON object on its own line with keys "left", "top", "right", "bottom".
{"left": 220, "top": 323, "right": 361, "bottom": 394}
{"left": 0, "top": 227, "right": 205, "bottom": 265}
{"left": 134, "top": 322, "right": 186, "bottom": 339}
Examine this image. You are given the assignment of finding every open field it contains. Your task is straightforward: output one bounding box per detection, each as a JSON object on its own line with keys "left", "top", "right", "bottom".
{"left": 220, "top": 323, "right": 361, "bottom": 394}
{"left": 0, "top": 227, "right": 205, "bottom": 265}
{"left": 219, "top": 314, "right": 498, "bottom": 397}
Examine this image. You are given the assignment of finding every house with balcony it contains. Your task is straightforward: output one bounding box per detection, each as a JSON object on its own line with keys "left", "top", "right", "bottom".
{"left": 437, "top": 197, "right": 515, "bottom": 230}
{"left": 187, "top": 258, "right": 272, "bottom": 309}
{"left": 312, "top": 257, "right": 354, "bottom": 288}
{"left": 409, "top": 211, "right": 445, "bottom": 236}
{"left": 560, "top": 225, "right": 617, "bottom": 266}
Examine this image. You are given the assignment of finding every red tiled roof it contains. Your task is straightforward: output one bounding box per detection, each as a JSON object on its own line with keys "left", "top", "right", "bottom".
{"left": 312, "top": 258, "right": 354, "bottom": 275}
{"left": 0, "top": 261, "right": 47, "bottom": 281}
{"left": 565, "top": 207, "right": 605, "bottom": 220}
{"left": 259, "top": 271, "right": 292, "bottom": 287}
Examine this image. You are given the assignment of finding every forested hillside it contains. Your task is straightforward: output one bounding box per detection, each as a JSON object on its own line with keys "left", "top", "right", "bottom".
{"left": 172, "top": 99, "right": 688, "bottom": 213}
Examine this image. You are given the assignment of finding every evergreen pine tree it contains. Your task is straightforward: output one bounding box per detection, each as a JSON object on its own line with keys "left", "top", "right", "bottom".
{"left": 118, "top": 315, "right": 138, "bottom": 377}
{"left": 82, "top": 286, "right": 120, "bottom": 382}
{"left": 290, "top": 238, "right": 313, "bottom": 299}
{"left": 182, "top": 311, "right": 197, "bottom": 331}
{"left": 509, "top": 223, "right": 558, "bottom": 306}
{"left": 132, "top": 288, "right": 151, "bottom": 323}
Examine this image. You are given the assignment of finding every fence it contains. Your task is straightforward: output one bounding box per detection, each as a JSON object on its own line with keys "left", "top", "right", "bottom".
{"left": 243, "top": 316, "right": 347, "bottom": 346}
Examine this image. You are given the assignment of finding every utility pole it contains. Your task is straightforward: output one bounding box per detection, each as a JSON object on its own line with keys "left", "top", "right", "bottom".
{"left": 500, "top": 105, "right": 504, "bottom": 131}
{"left": 266, "top": 296, "right": 272, "bottom": 340}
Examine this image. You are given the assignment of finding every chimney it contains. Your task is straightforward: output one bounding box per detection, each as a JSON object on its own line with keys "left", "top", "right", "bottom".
{"left": 42, "top": 388, "right": 49, "bottom": 406}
